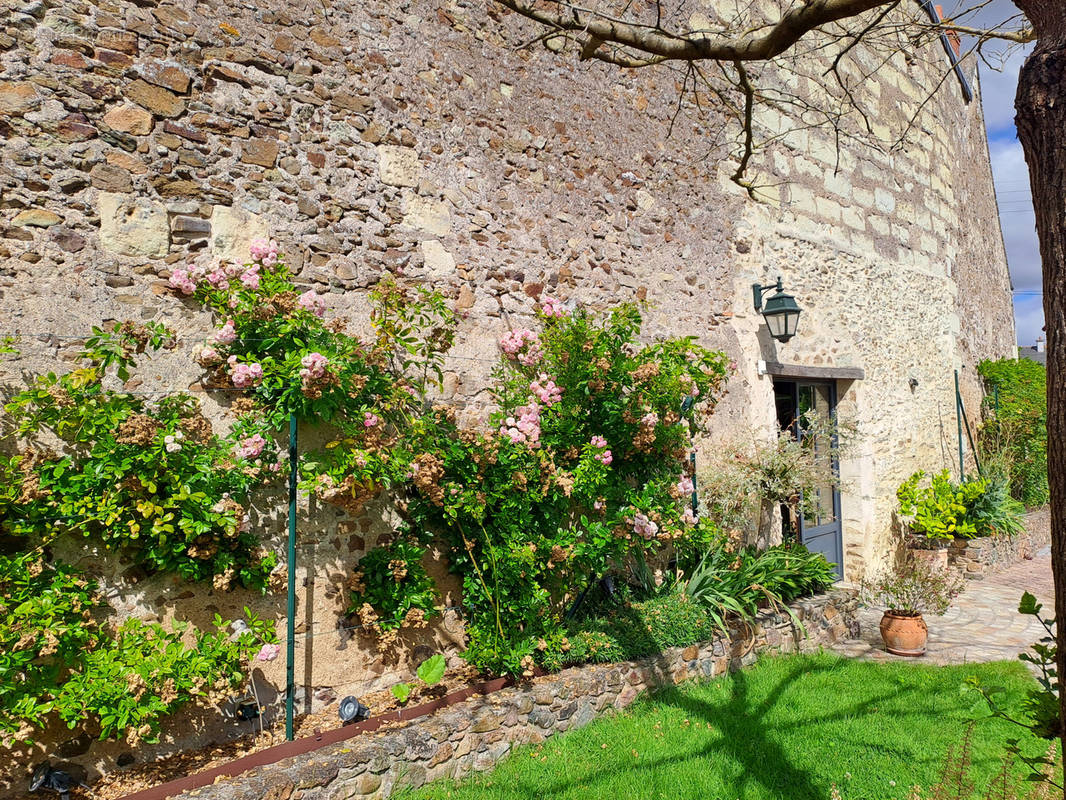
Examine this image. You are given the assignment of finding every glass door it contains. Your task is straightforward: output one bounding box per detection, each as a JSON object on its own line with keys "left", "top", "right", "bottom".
{"left": 774, "top": 380, "right": 843, "bottom": 579}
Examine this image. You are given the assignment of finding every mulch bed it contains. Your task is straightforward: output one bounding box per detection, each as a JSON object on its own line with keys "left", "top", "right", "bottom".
{"left": 31, "top": 664, "right": 484, "bottom": 800}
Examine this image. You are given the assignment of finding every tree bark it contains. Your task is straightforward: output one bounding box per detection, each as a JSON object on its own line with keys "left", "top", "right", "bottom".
{"left": 1013, "top": 5, "right": 1066, "bottom": 793}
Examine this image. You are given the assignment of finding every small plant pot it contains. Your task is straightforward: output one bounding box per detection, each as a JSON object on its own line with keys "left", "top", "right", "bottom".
{"left": 879, "top": 611, "right": 928, "bottom": 656}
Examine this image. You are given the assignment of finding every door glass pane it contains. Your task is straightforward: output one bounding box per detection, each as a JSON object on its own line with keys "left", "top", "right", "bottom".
{"left": 800, "top": 384, "right": 837, "bottom": 528}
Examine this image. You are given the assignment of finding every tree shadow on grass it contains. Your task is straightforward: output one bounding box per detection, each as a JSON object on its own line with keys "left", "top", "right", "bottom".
{"left": 505, "top": 657, "right": 937, "bottom": 800}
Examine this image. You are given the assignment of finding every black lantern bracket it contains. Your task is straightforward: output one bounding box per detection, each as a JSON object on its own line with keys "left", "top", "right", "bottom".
{"left": 752, "top": 277, "right": 784, "bottom": 313}
{"left": 752, "top": 276, "right": 802, "bottom": 343}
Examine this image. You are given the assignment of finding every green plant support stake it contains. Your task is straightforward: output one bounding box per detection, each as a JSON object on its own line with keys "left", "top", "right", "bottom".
{"left": 286, "top": 413, "right": 297, "bottom": 741}
{"left": 955, "top": 369, "right": 965, "bottom": 479}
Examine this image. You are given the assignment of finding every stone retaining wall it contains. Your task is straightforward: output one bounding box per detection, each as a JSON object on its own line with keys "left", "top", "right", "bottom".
{"left": 907, "top": 508, "right": 1051, "bottom": 581}
{"left": 947, "top": 508, "right": 1051, "bottom": 580}
{"left": 177, "top": 589, "right": 858, "bottom": 800}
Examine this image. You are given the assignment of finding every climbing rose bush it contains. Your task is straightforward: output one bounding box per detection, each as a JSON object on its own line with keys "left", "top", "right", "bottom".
{"left": 357, "top": 300, "right": 731, "bottom": 676}
{"left": 180, "top": 245, "right": 457, "bottom": 514}
{"left": 1, "top": 323, "right": 280, "bottom": 588}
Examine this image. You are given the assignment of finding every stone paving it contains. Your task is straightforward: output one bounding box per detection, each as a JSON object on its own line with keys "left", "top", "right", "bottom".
{"left": 833, "top": 544, "right": 1055, "bottom": 666}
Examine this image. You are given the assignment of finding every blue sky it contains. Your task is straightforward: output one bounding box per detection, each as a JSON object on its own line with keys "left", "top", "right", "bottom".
{"left": 963, "top": 0, "right": 1041, "bottom": 346}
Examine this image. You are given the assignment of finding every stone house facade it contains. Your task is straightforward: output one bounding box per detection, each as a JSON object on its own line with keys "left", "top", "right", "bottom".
{"left": 0, "top": 0, "right": 1014, "bottom": 786}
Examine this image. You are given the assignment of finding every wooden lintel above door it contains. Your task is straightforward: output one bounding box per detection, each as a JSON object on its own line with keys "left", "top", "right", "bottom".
{"left": 762, "top": 362, "right": 865, "bottom": 381}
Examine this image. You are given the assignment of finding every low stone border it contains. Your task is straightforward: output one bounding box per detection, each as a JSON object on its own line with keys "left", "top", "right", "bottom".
{"left": 175, "top": 589, "right": 858, "bottom": 800}
{"left": 908, "top": 507, "right": 1051, "bottom": 581}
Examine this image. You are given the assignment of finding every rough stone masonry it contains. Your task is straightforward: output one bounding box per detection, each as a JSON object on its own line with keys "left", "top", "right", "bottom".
{"left": 0, "top": 0, "right": 1015, "bottom": 789}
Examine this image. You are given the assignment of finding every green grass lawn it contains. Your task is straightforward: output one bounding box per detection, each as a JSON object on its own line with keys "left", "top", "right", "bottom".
{"left": 400, "top": 653, "right": 1053, "bottom": 800}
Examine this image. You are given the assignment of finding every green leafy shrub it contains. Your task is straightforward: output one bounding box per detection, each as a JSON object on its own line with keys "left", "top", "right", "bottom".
{"left": 399, "top": 302, "right": 731, "bottom": 675}
{"left": 1, "top": 325, "right": 280, "bottom": 588}
{"left": 565, "top": 590, "right": 717, "bottom": 664}
{"left": 350, "top": 538, "right": 439, "bottom": 631}
{"left": 898, "top": 470, "right": 1024, "bottom": 540}
{"left": 969, "top": 475, "right": 1027, "bottom": 537}
{"left": 56, "top": 613, "right": 273, "bottom": 745}
{"left": 0, "top": 553, "right": 98, "bottom": 743}
{"left": 0, "top": 553, "right": 274, "bottom": 746}
{"left": 565, "top": 541, "right": 835, "bottom": 666}
{"left": 897, "top": 470, "right": 985, "bottom": 539}
{"left": 684, "top": 539, "right": 837, "bottom": 627}
{"left": 979, "top": 357, "right": 1048, "bottom": 507}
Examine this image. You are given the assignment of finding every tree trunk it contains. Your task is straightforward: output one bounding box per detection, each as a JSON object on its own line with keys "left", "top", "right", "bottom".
{"left": 1013, "top": 7, "right": 1066, "bottom": 794}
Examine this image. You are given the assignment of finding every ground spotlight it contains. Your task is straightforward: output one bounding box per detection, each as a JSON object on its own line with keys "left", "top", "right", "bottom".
{"left": 338, "top": 696, "right": 370, "bottom": 724}
{"left": 29, "top": 763, "right": 74, "bottom": 800}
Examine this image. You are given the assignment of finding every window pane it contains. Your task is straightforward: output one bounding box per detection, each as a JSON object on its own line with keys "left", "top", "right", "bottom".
{"left": 802, "top": 384, "right": 837, "bottom": 527}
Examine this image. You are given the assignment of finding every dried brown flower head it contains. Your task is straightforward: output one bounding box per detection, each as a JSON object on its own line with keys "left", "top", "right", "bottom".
{"left": 116, "top": 413, "right": 160, "bottom": 446}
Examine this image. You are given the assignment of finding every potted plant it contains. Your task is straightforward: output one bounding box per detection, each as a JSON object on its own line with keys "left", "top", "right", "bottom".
{"left": 861, "top": 558, "right": 963, "bottom": 656}
{"left": 896, "top": 470, "right": 990, "bottom": 572}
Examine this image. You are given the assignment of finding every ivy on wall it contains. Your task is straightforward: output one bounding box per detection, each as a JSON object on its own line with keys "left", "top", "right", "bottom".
{"left": 978, "top": 357, "right": 1048, "bottom": 507}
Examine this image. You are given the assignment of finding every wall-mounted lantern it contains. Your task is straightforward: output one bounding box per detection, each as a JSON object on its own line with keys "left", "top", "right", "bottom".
{"left": 752, "top": 277, "right": 802, "bottom": 343}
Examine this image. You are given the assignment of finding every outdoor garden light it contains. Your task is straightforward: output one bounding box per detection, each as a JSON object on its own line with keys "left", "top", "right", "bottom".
{"left": 752, "top": 277, "right": 802, "bottom": 343}
{"left": 234, "top": 697, "right": 260, "bottom": 721}
{"left": 28, "top": 763, "right": 74, "bottom": 800}
{"left": 338, "top": 696, "right": 370, "bottom": 724}
{"left": 599, "top": 575, "right": 617, "bottom": 599}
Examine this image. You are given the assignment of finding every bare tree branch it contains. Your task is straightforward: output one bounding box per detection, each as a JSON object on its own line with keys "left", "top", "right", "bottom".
{"left": 493, "top": 0, "right": 898, "bottom": 62}
{"left": 731, "top": 59, "right": 757, "bottom": 196}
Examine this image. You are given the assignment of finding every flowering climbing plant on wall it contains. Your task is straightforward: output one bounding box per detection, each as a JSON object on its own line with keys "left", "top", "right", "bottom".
{"left": 0, "top": 233, "right": 735, "bottom": 751}
{"left": 0, "top": 324, "right": 280, "bottom": 747}
{"left": 175, "top": 241, "right": 733, "bottom": 678}
{"left": 176, "top": 244, "right": 457, "bottom": 516}
{"left": 361, "top": 300, "right": 732, "bottom": 676}
{"left": 0, "top": 322, "right": 280, "bottom": 588}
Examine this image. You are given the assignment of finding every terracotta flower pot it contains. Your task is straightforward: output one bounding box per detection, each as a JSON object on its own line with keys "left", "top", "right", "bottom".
{"left": 879, "top": 611, "right": 928, "bottom": 656}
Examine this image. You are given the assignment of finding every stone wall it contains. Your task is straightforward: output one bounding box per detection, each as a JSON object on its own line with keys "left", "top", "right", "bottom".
{"left": 171, "top": 589, "right": 858, "bottom": 800}
{"left": 909, "top": 507, "right": 1052, "bottom": 580}
{"left": 0, "top": 0, "right": 1014, "bottom": 786}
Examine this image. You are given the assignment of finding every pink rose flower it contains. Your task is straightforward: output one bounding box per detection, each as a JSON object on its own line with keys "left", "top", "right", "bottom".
{"left": 249, "top": 238, "right": 279, "bottom": 263}
{"left": 212, "top": 321, "right": 237, "bottom": 345}
{"left": 530, "top": 374, "right": 563, "bottom": 406}
{"left": 237, "top": 434, "right": 267, "bottom": 460}
{"left": 297, "top": 290, "right": 326, "bottom": 318}
{"left": 240, "top": 269, "right": 261, "bottom": 290}
{"left": 168, "top": 268, "right": 196, "bottom": 295}
{"left": 256, "top": 643, "right": 281, "bottom": 662}
{"left": 539, "top": 296, "right": 567, "bottom": 318}
{"left": 499, "top": 402, "right": 541, "bottom": 447}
